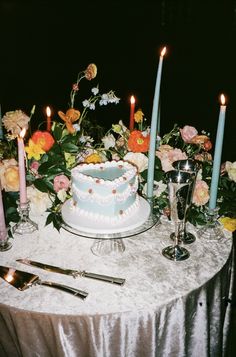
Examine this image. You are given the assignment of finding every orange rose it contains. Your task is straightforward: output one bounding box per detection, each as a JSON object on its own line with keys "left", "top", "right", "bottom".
{"left": 128, "top": 130, "right": 150, "bottom": 153}
{"left": 31, "top": 131, "right": 55, "bottom": 151}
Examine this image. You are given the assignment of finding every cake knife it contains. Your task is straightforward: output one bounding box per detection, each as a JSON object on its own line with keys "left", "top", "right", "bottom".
{"left": 0, "top": 265, "right": 88, "bottom": 299}
{"left": 16, "top": 258, "right": 126, "bottom": 286}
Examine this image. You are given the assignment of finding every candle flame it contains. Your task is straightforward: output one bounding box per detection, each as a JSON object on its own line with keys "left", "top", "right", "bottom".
{"left": 46, "top": 106, "right": 51, "bottom": 117}
{"left": 130, "top": 95, "right": 135, "bottom": 104}
{"left": 161, "top": 47, "right": 167, "bottom": 57}
{"left": 220, "top": 94, "right": 226, "bottom": 106}
{"left": 20, "top": 128, "right": 26, "bottom": 139}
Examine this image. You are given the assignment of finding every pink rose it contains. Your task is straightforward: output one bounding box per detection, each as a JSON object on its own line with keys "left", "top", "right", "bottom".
{"left": 53, "top": 175, "right": 70, "bottom": 193}
{"left": 30, "top": 161, "right": 40, "bottom": 173}
{"left": 180, "top": 125, "right": 198, "bottom": 143}
{"left": 157, "top": 147, "right": 188, "bottom": 172}
{"left": 192, "top": 180, "right": 209, "bottom": 206}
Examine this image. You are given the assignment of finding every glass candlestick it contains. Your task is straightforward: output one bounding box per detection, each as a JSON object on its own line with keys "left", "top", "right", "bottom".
{"left": 0, "top": 228, "right": 12, "bottom": 251}
{"left": 197, "top": 206, "right": 225, "bottom": 241}
{"left": 12, "top": 200, "right": 38, "bottom": 235}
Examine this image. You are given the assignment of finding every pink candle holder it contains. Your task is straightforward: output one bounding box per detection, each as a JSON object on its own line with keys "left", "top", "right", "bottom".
{"left": 12, "top": 200, "right": 38, "bottom": 235}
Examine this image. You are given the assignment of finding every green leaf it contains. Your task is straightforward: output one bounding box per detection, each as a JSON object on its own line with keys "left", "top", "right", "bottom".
{"left": 53, "top": 125, "right": 63, "bottom": 141}
{"left": 61, "top": 142, "right": 79, "bottom": 153}
{"left": 33, "top": 178, "right": 54, "bottom": 193}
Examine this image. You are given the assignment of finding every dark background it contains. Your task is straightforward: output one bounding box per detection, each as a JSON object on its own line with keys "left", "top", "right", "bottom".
{"left": 0, "top": 0, "right": 235, "bottom": 161}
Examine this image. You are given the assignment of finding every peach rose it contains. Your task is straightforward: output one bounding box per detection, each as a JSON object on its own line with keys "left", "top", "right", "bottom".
{"left": 180, "top": 125, "right": 198, "bottom": 143}
{"left": 0, "top": 159, "right": 19, "bottom": 192}
{"left": 157, "top": 147, "right": 188, "bottom": 172}
{"left": 192, "top": 180, "right": 209, "bottom": 206}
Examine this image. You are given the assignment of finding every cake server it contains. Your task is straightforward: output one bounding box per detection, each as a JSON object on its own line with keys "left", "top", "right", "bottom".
{"left": 0, "top": 265, "right": 88, "bottom": 300}
{"left": 16, "top": 258, "right": 126, "bottom": 286}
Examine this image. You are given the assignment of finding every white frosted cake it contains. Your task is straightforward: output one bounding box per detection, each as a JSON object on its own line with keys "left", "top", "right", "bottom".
{"left": 61, "top": 160, "right": 150, "bottom": 234}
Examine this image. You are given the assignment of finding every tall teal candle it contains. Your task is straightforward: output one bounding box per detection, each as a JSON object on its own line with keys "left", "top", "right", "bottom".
{"left": 147, "top": 47, "right": 166, "bottom": 198}
{"left": 209, "top": 94, "right": 227, "bottom": 209}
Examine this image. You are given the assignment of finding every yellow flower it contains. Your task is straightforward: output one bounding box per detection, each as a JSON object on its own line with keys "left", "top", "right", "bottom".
{"left": 134, "top": 109, "right": 144, "bottom": 123}
{"left": 85, "top": 153, "right": 102, "bottom": 164}
{"left": 25, "top": 139, "right": 45, "bottom": 160}
{"left": 219, "top": 217, "right": 236, "bottom": 232}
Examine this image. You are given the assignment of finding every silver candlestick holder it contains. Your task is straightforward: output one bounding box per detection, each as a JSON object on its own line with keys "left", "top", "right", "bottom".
{"left": 0, "top": 228, "right": 12, "bottom": 251}
{"left": 12, "top": 200, "right": 38, "bottom": 235}
{"left": 197, "top": 206, "right": 225, "bottom": 241}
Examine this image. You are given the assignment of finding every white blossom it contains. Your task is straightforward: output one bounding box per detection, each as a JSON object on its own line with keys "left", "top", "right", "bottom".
{"left": 57, "top": 188, "right": 67, "bottom": 202}
{"left": 101, "top": 133, "right": 116, "bottom": 149}
{"left": 123, "top": 152, "right": 148, "bottom": 173}
{"left": 27, "top": 186, "right": 51, "bottom": 216}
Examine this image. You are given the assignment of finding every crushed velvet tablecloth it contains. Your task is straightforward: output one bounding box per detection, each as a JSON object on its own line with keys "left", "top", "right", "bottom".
{"left": 0, "top": 215, "right": 234, "bottom": 357}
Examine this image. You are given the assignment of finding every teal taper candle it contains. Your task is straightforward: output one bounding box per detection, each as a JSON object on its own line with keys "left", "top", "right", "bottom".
{"left": 209, "top": 94, "right": 227, "bottom": 209}
{"left": 147, "top": 47, "right": 166, "bottom": 198}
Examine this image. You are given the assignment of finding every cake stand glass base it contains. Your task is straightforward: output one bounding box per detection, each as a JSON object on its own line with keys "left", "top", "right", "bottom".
{"left": 197, "top": 207, "right": 225, "bottom": 241}
{"left": 91, "top": 239, "right": 125, "bottom": 256}
{"left": 12, "top": 200, "right": 38, "bottom": 235}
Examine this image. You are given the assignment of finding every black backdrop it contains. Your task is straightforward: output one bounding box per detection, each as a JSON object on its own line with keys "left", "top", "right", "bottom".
{"left": 0, "top": 0, "right": 235, "bottom": 161}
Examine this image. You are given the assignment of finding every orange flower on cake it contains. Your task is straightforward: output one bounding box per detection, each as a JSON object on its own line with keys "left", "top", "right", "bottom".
{"left": 128, "top": 130, "right": 150, "bottom": 153}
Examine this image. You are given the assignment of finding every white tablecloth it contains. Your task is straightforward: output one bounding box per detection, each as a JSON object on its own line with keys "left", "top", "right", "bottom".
{"left": 0, "top": 215, "right": 234, "bottom": 357}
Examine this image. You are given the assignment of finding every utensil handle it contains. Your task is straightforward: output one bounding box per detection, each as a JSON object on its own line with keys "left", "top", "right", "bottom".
{"left": 83, "top": 272, "right": 125, "bottom": 286}
{"left": 39, "top": 280, "right": 88, "bottom": 299}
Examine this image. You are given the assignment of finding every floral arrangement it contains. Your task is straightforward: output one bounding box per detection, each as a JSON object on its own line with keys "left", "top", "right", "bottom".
{"left": 1, "top": 63, "right": 236, "bottom": 233}
{"left": 99, "top": 113, "right": 236, "bottom": 232}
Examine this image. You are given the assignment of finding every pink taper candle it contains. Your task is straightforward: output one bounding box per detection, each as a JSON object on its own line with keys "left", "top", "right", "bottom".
{"left": 17, "top": 128, "right": 27, "bottom": 205}
{"left": 0, "top": 183, "right": 7, "bottom": 241}
{"left": 46, "top": 106, "right": 51, "bottom": 131}
{"left": 129, "top": 95, "right": 135, "bottom": 131}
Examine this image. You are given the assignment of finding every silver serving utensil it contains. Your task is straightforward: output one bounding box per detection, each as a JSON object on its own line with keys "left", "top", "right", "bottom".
{"left": 16, "top": 258, "right": 126, "bottom": 286}
{"left": 0, "top": 266, "right": 88, "bottom": 299}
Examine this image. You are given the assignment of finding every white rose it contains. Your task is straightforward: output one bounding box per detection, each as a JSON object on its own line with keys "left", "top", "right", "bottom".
{"left": 225, "top": 161, "right": 236, "bottom": 182}
{"left": 27, "top": 186, "right": 52, "bottom": 216}
{"left": 123, "top": 152, "right": 148, "bottom": 173}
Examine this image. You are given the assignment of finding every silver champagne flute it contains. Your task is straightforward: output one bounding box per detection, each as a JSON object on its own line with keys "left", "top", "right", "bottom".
{"left": 162, "top": 170, "right": 194, "bottom": 261}
{"left": 171, "top": 159, "right": 201, "bottom": 244}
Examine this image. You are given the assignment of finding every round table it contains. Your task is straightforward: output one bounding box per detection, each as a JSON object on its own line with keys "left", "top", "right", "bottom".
{"left": 0, "top": 215, "right": 234, "bottom": 357}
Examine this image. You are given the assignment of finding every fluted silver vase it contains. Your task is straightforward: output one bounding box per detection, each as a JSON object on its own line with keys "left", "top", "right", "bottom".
{"left": 162, "top": 170, "right": 194, "bottom": 261}
{"left": 171, "top": 159, "right": 200, "bottom": 244}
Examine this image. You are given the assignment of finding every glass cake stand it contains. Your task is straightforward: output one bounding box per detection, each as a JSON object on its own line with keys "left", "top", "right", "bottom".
{"left": 61, "top": 198, "right": 159, "bottom": 256}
